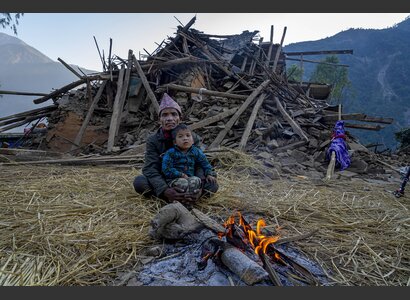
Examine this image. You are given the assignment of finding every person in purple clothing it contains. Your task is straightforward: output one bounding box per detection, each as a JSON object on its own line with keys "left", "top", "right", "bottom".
{"left": 162, "top": 124, "right": 217, "bottom": 197}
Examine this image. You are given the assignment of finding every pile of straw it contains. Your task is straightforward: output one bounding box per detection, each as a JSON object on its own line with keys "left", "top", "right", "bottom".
{"left": 0, "top": 149, "right": 409, "bottom": 285}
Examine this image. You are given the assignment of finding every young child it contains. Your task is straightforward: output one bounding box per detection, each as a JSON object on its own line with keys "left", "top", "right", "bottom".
{"left": 161, "top": 124, "right": 217, "bottom": 195}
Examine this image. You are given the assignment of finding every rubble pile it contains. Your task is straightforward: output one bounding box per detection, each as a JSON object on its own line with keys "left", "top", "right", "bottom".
{"left": 0, "top": 16, "right": 400, "bottom": 180}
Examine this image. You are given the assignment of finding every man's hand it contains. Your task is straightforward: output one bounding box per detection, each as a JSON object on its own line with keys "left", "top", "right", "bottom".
{"left": 163, "top": 187, "right": 187, "bottom": 203}
{"left": 163, "top": 187, "right": 202, "bottom": 207}
{"left": 205, "top": 175, "right": 217, "bottom": 185}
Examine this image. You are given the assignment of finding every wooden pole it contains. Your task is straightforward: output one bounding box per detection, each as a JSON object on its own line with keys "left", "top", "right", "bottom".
{"left": 238, "top": 93, "right": 266, "bottom": 151}
{"left": 209, "top": 80, "right": 271, "bottom": 149}
{"left": 71, "top": 81, "right": 107, "bottom": 151}
{"left": 274, "top": 97, "right": 309, "bottom": 141}
{"left": 326, "top": 104, "right": 341, "bottom": 181}
{"left": 132, "top": 54, "right": 160, "bottom": 114}
{"left": 57, "top": 57, "right": 83, "bottom": 79}
{"left": 106, "top": 66, "right": 125, "bottom": 152}
{"left": 157, "top": 83, "right": 248, "bottom": 100}
{"left": 272, "top": 26, "right": 287, "bottom": 73}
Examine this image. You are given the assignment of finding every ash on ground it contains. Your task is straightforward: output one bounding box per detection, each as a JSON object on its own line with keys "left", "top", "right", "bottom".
{"left": 124, "top": 229, "right": 330, "bottom": 286}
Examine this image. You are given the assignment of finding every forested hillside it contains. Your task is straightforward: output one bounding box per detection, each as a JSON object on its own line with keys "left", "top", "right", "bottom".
{"left": 284, "top": 16, "right": 410, "bottom": 150}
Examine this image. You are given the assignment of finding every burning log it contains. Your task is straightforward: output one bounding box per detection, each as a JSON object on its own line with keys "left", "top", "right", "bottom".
{"left": 220, "top": 245, "right": 269, "bottom": 285}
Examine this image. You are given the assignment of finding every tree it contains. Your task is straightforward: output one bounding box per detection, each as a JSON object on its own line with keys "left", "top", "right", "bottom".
{"left": 286, "top": 64, "right": 303, "bottom": 82}
{"left": 309, "top": 55, "right": 351, "bottom": 104}
{"left": 0, "top": 13, "right": 24, "bottom": 35}
{"left": 395, "top": 127, "right": 410, "bottom": 151}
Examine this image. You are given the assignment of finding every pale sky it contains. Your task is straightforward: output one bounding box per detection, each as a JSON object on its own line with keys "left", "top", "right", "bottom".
{"left": 3, "top": 13, "right": 410, "bottom": 71}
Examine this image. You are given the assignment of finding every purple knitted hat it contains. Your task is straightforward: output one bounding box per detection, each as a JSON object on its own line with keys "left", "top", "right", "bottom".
{"left": 159, "top": 93, "right": 182, "bottom": 116}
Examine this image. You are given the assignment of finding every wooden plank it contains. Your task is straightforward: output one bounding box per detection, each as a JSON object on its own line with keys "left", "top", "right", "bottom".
{"left": 0, "top": 90, "right": 48, "bottom": 97}
{"left": 0, "top": 113, "right": 53, "bottom": 133}
{"left": 71, "top": 81, "right": 107, "bottom": 151}
{"left": 322, "top": 113, "right": 393, "bottom": 124}
{"left": 209, "top": 79, "right": 271, "bottom": 149}
{"left": 285, "top": 57, "right": 350, "bottom": 67}
{"left": 265, "top": 25, "right": 274, "bottom": 67}
{"left": 107, "top": 50, "right": 134, "bottom": 152}
{"left": 272, "top": 140, "right": 307, "bottom": 154}
{"left": 33, "top": 74, "right": 105, "bottom": 104}
{"left": 284, "top": 49, "right": 354, "bottom": 56}
{"left": 344, "top": 123, "right": 385, "bottom": 131}
{"left": 141, "top": 56, "right": 202, "bottom": 71}
{"left": 189, "top": 107, "right": 238, "bottom": 131}
{"left": 322, "top": 113, "right": 366, "bottom": 122}
{"left": 106, "top": 66, "right": 126, "bottom": 152}
{"left": 238, "top": 93, "right": 267, "bottom": 151}
{"left": 274, "top": 97, "right": 309, "bottom": 141}
{"left": 272, "top": 26, "right": 287, "bottom": 73}
{"left": 132, "top": 54, "right": 160, "bottom": 114}
{"left": 157, "top": 83, "right": 248, "bottom": 100}
{"left": 362, "top": 116, "right": 394, "bottom": 124}
{"left": 0, "top": 105, "right": 56, "bottom": 124}
{"left": 57, "top": 57, "right": 83, "bottom": 79}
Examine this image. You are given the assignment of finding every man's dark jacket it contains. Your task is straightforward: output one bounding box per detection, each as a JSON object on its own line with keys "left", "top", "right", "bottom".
{"left": 142, "top": 128, "right": 201, "bottom": 197}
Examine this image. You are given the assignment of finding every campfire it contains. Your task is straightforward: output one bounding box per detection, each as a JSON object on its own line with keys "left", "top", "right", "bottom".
{"left": 134, "top": 202, "right": 328, "bottom": 286}
{"left": 199, "top": 211, "right": 319, "bottom": 286}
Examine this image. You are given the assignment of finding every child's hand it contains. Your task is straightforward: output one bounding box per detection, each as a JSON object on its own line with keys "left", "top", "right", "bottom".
{"left": 206, "top": 175, "right": 216, "bottom": 184}
{"left": 181, "top": 173, "right": 189, "bottom": 179}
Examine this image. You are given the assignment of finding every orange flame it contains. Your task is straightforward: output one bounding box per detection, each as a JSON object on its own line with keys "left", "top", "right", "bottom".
{"left": 221, "top": 212, "right": 280, "bottom": 255}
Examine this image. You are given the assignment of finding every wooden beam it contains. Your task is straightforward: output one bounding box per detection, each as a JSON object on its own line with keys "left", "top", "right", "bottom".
{"left": 106, "top": 66, "right": 126, "bottom": 152}
{"left": 141, "top": 56, "right": 203, "bottom": 71}
{"left": 71, "top": 81, "right": 107, "bottom": 151}
{"left": 238, "top": 93, "right": 267, "bottom": 151}
{"left": 274, "top": 97, "right": 309, "bottom": 141}
{"left": 284, "top": 49, "right": 354, "bottom": 56}
{"left": 322, "top": 113, "right": 366, "bottom": 122}
{"left": 265, "top": 25, "right": 274, "bottom": 67}
{"left": 285, "top": 57, "right": 349, "bottom": 67}
{"left": 272, "top": 26, "right": 287, "bottom": 73}
{"left": 344, "top": 123, "right": 385, "bottom": 131}
{"left": 209, "top": 80, "right": 270, "bottom": 149}
{"left": 362, "top": 116, "right": 394, "bottom": 124}
{"left": 189, "top": 107, "right": 238, "bottom": 131}
{"left": 57, "top": 57, "right": 83, "bottom": 79}
{"left": 322, "top": 113, "right": 393, "bottom": 124}
{"left": 157, "top": 83, "right": 248, "bottom": 100}
{"left": 0, "top": 90, "right": 48, "bottom": 97}
{"left": 0, "top": 105, "right": 56, "bottom": 122}
{"left": 132, "top": 54, "right": 160, "bottom": 114}
{"left": 0, "top": 112, "right": 53, "bottom": 133}
{"left": 33, "top": 74, "right": 104, "bottom": 104}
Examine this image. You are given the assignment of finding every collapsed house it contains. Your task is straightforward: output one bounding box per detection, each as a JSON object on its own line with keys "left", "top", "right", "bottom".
{"left": 0, "top": 16, "right": 399, "bottom": 179}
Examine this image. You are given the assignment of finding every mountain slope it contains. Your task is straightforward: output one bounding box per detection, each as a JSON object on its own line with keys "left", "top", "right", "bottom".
{"left": 284, "top": 16, "right": 410, "bottom": 149}
{"left": 0, "top": 32, "right": 97, "bottom": 131}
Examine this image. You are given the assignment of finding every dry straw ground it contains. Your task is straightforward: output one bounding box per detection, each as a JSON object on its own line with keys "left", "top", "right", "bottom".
{"left": 0, "top": 149, "right": 409, "bottom": 286}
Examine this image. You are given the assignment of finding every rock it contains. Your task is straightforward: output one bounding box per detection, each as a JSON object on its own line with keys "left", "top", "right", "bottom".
{"left": 149, "top": 202, "right": 203, "bottom": 240}
{"left": 337, "top": 170, "right": 359, "bottom": 178}
{"left": 349, "top": 157, "right": 368, "bottom": 173}
{"left": 257, "top": 151, "right": 272, "bottom": 160}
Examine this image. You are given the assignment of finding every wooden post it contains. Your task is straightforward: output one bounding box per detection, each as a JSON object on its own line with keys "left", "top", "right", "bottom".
{"left": 57, "top": 57, "right": 83, "bottom": 79}
{"left": 325, "top": 152, "right": 336, "bottom": 181}
{"left": 209, "top": 80, "right": 270, "bottom": 149}
{"left": 272, "top": 26, "right": 287, "bottom": 74}
{"left": 265, "top": 25, "right": 274, "bottom": 67}
{"left": 132, "top": 54, "right": 160, "bottom": 114}
{"left": 71, "top": 81, "right": 107, "bottom": 151}
{"left": 106, "top": 66, "right": 125, "bottom": 152}
{"left": 274, "top": 97, "right": 309, "bottom": 141}
{"left": 325, "top": 104, "right": 342, "bottom": 181}
{"left": 238, "top": 93, "right": 266, "bottom": 151}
